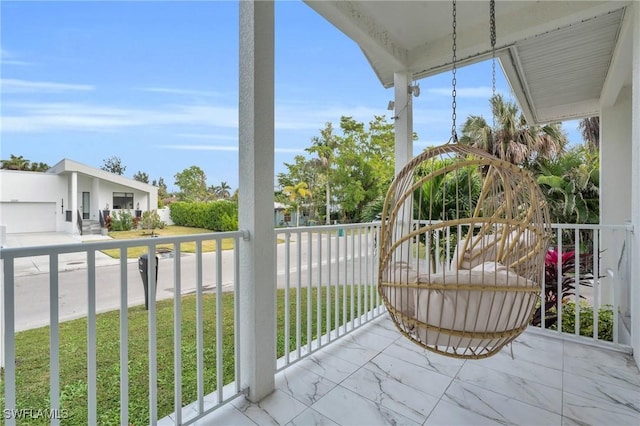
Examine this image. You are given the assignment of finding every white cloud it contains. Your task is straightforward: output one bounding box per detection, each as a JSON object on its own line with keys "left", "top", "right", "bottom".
{"left": 1, "top": 102, "right": 239, "bottom": 133}
{"left": 158, "top": 144, "right": 304, "bottom": 154}
{"left": 1, "top": 78, "right": 94, "bottom": 93}
{"left": 0, "top": 49, "right": 32, "bottom": 66}
{"left": 138, "top": 87, "right": 222, "bottom": 97}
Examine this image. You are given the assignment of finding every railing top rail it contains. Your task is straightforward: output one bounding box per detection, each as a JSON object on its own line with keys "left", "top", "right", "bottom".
{"left": 411, "top": 219, "right": 632, "bottom": 232}
{"left": 275, "top": 222, "right": 379, "bottom": 234}
{"left": 0, "top": 230, "right": 245, "bottom": 260}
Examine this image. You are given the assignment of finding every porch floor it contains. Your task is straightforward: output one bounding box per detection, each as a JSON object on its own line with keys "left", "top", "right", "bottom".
{"left": 193, "top": 315, "right": 640, "bottom": 425}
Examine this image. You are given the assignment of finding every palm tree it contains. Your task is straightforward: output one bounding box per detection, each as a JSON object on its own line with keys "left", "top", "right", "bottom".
{"left": 307, "top": 123, "right": 338, "bottom": 224}
{"left": 217, "top": 181, "right": 231, "bottom": 199}
{"left": 1, "top": 154, "right": 30, "bottom": 170}
{"left": 283, "top": 182, "right": 312, "bottom": 227}
{"left": 460, "top": 94, "right": 567, "bottom": 166}
{"left": 578, "top": 116, "right": 599, "bottom": 151}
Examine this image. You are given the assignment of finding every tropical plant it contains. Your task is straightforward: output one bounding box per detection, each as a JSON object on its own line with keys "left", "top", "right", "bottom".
{"left": 578, "top": 116, "right": 599, "bottom": 151}
{"left": 1, "top": 154, "right": 49, "bottom": 171}
{"left": 459, "top": 94, "right": 567, "bottom": 167}
{"left": 283, "top": 182, "right": 312, "bottom": 227}
{"left": 531, "top": 248, "right": 596, "bottom": 328}
{"left": 535, "top": 146, "right": 599, "bottom": 225}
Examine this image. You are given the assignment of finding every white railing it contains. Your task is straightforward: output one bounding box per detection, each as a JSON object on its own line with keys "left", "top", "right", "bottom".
{"left": 275, "top": 223, "right": 383, "bottom": 371}
{"left": 543, "top": 223, "right": 633, "bottom": 347}
{"left": 1, "top": 232, "right": 244, "bottom": 426}
{"left": 409, "top": 220, "right": 633, "bottom": 347}
{"left": 0, "top": 222, "right": 632, "bottom": 425}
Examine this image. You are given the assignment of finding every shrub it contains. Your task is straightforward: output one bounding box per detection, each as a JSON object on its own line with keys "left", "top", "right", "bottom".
{"left": 110, "top": 210, "right": 133, "bottom": 231}
{"left": 169, "top": 201, "right": 238, "bottom": 232}
{"left": 141, "top": 210, "right": 162, "bottom": 235}
{"left": 558, "top": 302, "right": 614, "bottom": 342}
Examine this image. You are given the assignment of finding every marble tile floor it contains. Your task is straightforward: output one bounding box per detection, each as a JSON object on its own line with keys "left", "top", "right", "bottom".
{"left": 190, "top": 315, "right": 640, "bottom": 425}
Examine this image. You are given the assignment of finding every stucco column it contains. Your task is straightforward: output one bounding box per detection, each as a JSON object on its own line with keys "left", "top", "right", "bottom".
{"left": 71, "top": 172, "right": 78, "bottom": 235}
{"left": 394, "top": 72, "right": 414, "bottom": 177}
{"left": 393, "top": 72, "right": 414, "bottom": 262}
{"left": 600, "top": 90, "right": 631, "bottom": 310}
{"left": 238, "top": 0, "right": 276, "bottom": 402}
{"left": 630, "top": 1, "right": 640, "bottom": 368}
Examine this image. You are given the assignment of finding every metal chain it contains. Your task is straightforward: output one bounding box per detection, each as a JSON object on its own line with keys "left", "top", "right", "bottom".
{"left": 450, "top": 0, "right": 458, "bottom": 142}
{"left": 490, "top": 0, "right": 496, "bottom": 129}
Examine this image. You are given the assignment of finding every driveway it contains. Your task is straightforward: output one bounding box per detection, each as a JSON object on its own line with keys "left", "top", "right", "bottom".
{"left": 2, "top": 232, "right": 121, "bottom": 276}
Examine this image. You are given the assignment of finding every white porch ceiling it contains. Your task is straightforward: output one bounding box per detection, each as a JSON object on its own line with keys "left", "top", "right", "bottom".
{"left": 305, "top": 0, "right": 631, "bottom": 124}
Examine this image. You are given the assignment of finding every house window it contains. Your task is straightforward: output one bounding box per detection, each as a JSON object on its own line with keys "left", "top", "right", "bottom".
{"left": 284, "top": 212, "right": 291, "bottom": 223}
{"left": 113, "top": 192, "right": 134, "bottom": 209}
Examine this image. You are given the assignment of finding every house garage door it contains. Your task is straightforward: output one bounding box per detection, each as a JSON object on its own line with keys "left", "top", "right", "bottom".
{"left": 0, "top": 202, "right": 56, "bottom": 233}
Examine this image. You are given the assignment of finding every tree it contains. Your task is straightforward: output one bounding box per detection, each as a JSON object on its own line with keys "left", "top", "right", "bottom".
{"left": 460, "top": 94, "right": 567, "bottom": 167}
{"left": 307, "top": 123, "right": 339, "bottom": 224}
{"left": 101, "top": 156, "right": 126, "bottom": 175}
{"left": 216, "top": 181, "right": 232, "bottom": 199}
{"left": 133, "top": 171, "right": 149, "bottom": 183}
{"left": 535, "top": 146, "right": 599, "bottom": 224}
{"left": 1, "top": 154, "right": 49, "bottom": 171}
{"left": 174, "top": 166, "right": 208, "bottom": 202}
{"left": 283, "top": 182, "right": 312, "bottom": 227}
{"left": 330, "top": 116, "right": 395, "bottom": 221}
{"left": 152, "top": 177, "right": 169, "bottom": 199}
{"left": 277, "top": 155, "right": 324, "bottom": 222}
{"left": 579, "top": 116, "right": 599, "bottom": 151}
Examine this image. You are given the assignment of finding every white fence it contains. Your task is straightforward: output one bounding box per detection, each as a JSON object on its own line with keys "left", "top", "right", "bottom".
{"left": 0, "top": 222, "right": 632, "bottom": 425}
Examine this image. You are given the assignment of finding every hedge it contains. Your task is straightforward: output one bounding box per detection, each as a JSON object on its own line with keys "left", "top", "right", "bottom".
{"left": 169, "top": 201, "right": 238, "bottom": 232}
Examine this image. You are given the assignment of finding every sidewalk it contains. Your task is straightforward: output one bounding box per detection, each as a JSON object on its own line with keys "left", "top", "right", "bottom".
{"left": 2, "top": 232, "right": 122, "bottom": 277}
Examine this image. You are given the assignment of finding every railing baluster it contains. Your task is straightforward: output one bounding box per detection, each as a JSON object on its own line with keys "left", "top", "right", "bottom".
{"left": 296, "top": 230, "right": 302, "bottom": 359}
{"left": 284, "top": 232, "right": 290, "bottom": 363}
{"left": 350, "top": 228, "right": 355, "bottom": 330}
{"left": 335, "top": 229, "right": 339, "bottom": 337}
{"left": 216, "top": 238, "right": 224, "bottom": 402}
{"left": 307, "top": 230, "right": 312, "bottom": 353}
{"left": 196, "top": 240, "right": 204, "bottom": 415}
{"left": 87, "top": 249, "right": 97, "bottom": 425}
{"left": 342, "top": 228, "right": 348, "bottom": 333}
{"left": 173, "top": 244, "right": 182, "bottom": 426}
{"left": 592, "top": 229, "right": 599, "bottom": 340}
{"left": 49, "top": 254, "right": 60, "bottom": 426}
{"left": 234, "top": 236, "right": 241, "bottom": 392}
{"left": 574, "top": 229, "right": 580, "bottom": 336}
{"left": 557, "top": 229, "right": 563, "bottom": 335}
{"left": 119, "top": 248, "right": 129, "bottom": 426}
{"left": 365, "top": 226, "right": 370, "bottom": 321}
{"left": 148, "top": 244, "right": 158, "bottom": 425}
{"left": 317, "top": 230, "right": 323, "bottom": 348}
{"left": 326, "top": 230, "right": 332, "bottom": 343}
{"left": 3, "top": 257, "right": 16, "bottom": 426}
{"left": 357, "top": 229, "right": 362, "bottom": 326}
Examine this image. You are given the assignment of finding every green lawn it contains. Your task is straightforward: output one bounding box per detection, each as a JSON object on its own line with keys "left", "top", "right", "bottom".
{"left": 102, "top": 226, "right": 235, "bottom": 259}
{"left": 0, "top": 286, "right": 371, "bottom": 425}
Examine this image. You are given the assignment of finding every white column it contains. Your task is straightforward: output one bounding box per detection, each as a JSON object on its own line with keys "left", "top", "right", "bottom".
{"left": 92, "top": 178, "right": 100, "bottom": 220}
{"left": 393, "top": 72, "right": 414, "bottom": 177}
{"left": 238, "top": 0, "right": 275, "bottom": 402}
{"left": 630, "top": 1, "right": 640, "bottom": 368}
{"left": 600, "top": 90, "right": 631, "bottom": 310}
{"left": 393, "top": 72, "right": 415, "bottom": 261}
{"left": 71, "top": 172, "right": 78, "bottom": 235}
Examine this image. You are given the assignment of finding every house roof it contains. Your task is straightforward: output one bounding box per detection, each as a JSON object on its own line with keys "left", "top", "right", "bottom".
{"left": 47, "top": 158, "right": 157, "bottom": 193}
{"left": 305, "top": 0, "right": 632, "bottom": 124}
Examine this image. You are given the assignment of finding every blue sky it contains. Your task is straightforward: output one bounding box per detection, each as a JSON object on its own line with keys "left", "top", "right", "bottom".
{"left": 1, "top": 1, "right": 582, "bottom": 192}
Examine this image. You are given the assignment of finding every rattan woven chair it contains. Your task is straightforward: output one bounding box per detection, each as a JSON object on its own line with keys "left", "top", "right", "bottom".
{"left": 378, "top": 144, "right": 551, "bottom": 359}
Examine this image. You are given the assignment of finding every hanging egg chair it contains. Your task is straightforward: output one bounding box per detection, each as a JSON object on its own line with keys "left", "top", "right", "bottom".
{"left": 378, "top": 143, "right": 551, "bottom": 359}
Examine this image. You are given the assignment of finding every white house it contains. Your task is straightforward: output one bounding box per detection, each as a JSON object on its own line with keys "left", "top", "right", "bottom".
{"left": 0, "top": 158, "right": 158, "bottom": 234}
